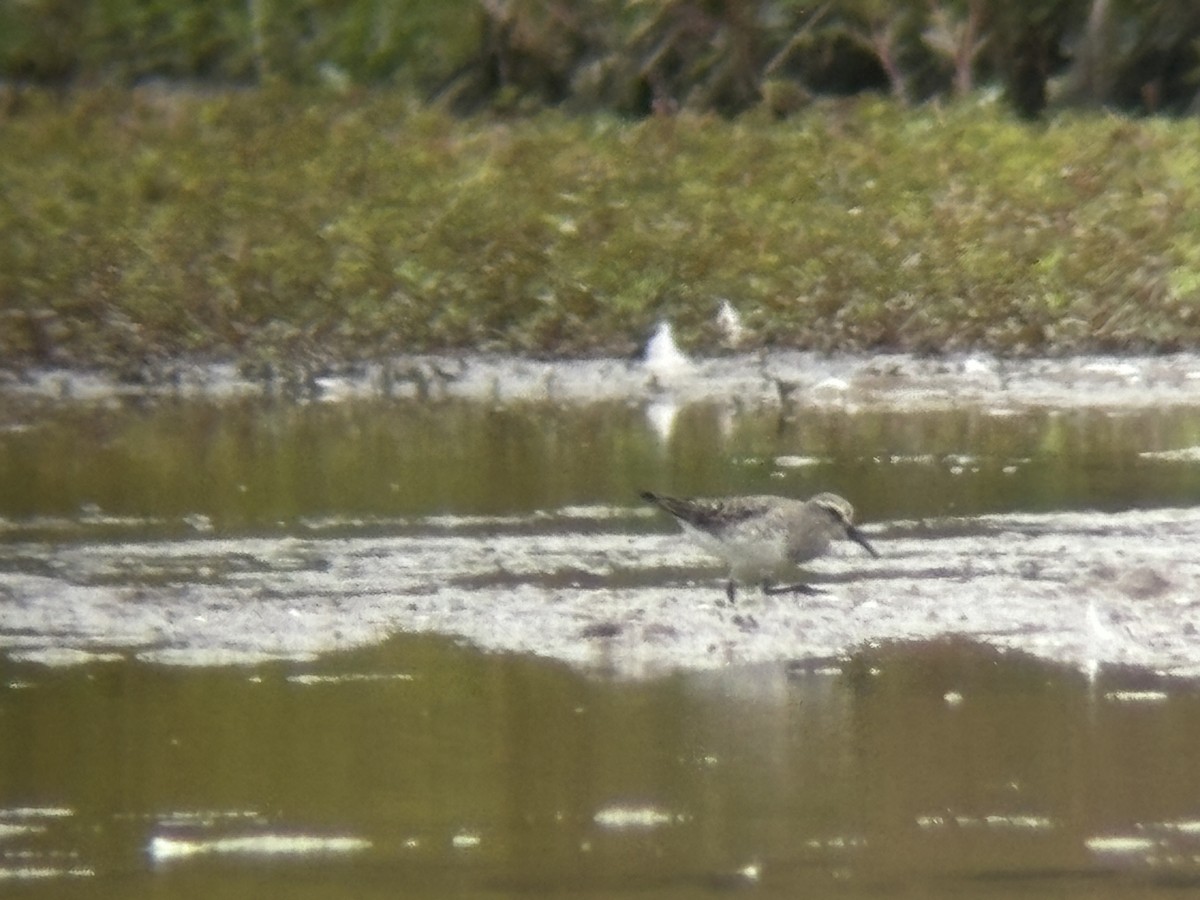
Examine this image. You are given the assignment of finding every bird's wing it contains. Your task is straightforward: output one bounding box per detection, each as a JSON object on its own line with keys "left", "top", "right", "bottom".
{"left": 648, "top": 494, "right": 777, "bottom": 534}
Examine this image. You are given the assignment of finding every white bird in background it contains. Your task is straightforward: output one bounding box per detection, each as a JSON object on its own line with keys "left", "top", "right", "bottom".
{"left": 715, "top": 298, "right": 746, "bottom": 348}
{"left": 642, "top": 320, "right": 690, "bottom": 442}
{"left": 643, "top": 321, "right": 692, "bottom": 380}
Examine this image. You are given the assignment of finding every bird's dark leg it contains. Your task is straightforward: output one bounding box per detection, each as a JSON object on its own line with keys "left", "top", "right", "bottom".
{"left": 730, "top": 581, "right": 757, "bottom": 629}
{"left": 764, "top": 581, "right": 825, "bottom": 596}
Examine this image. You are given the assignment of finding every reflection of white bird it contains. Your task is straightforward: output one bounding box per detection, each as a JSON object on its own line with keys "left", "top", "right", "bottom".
{"left": 715, "top": 299, "right": 746, "bottom": 347}
{"left": 645, "top": 397, "right": 681, "bottom": 444}
{"left": 643, "top": 321, "right": 692, "bottom": 380}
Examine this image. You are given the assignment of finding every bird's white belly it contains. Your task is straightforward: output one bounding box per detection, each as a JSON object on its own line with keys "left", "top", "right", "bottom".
{"left": 683, "top": 524, "right": 789, "bottom": 580}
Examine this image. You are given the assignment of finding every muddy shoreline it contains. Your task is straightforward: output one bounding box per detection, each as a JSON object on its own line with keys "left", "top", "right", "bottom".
{"left": 4, "top": 351, "right": 1200, "bottom": 679}
{"left": 5, "top": 350, "right": 1200, "bottom": 411}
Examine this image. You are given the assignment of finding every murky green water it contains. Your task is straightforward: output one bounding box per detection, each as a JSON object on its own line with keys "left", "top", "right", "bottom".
{"left": 4, "top": 637, "right": 1200, "bottom": 898}
{"left": 5, "top": 379, "right": 1200, "bottom": 896}
{"left": 5, "top": 396, "right": 1200, "bottom": 529}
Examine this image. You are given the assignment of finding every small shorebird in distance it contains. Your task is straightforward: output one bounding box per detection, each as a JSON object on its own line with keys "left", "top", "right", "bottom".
{"left": 640, "top": 490, "right": 879, "bottom": 604}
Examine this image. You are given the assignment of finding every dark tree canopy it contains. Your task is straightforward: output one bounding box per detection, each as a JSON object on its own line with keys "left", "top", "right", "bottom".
{"left": 2, "top": 1, "right": 1200, "bottom": 116}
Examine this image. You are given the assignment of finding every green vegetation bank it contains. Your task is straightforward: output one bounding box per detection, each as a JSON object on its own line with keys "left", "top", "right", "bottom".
{"left": 4, "top": 1, "right": 1200, "bottom": 370}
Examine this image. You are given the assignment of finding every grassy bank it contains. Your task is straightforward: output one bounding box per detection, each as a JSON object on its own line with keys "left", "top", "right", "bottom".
{"left": 4, "top": 86, "right": 1200, "bottom": 372}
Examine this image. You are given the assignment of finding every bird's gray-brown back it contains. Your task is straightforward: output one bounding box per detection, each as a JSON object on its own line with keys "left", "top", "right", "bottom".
{"left": 641, "top": 492, "right": 784, "bottom": 535}
{"left": 643, "top": 490, "right": 873, "bottom": 558}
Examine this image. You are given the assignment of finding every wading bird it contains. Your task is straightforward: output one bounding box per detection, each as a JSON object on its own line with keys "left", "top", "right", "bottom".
{"left": 641, "top": 490, "right": 878, "bottom": 604}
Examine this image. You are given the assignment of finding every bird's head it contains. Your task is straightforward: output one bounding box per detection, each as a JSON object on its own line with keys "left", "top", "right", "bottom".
{"left": 812, "top": 493, "right": 879, "bottom": 558}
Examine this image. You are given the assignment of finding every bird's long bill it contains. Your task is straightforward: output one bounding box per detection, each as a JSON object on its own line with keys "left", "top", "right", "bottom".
{"left": 845, "top": 524, "right": 879, "bottom": 557}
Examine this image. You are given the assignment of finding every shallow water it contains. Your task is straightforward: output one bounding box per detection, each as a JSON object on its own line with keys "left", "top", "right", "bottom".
{"left": 5, "top": 354, "right": 1200, "bottom": 896}
{"left": 5, "top": 638, "right": 1200, "bottom": 898}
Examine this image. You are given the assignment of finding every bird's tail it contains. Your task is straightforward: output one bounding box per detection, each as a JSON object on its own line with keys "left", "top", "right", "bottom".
{"left": 639, "top": 490, "right": 698, "bottom": 522}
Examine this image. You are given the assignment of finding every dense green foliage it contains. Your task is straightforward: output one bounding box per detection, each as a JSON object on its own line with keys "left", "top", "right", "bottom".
{"left": 4, "top": 87, "right": 1200, "bottom": 370}
{"left": 3, "top": 1, "right": 1200, "bottom": 117}
{"left": 0, "top": 0, "right": 476, "bottom": 87}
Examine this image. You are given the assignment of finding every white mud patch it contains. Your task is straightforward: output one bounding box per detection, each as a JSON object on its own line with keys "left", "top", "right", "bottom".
{"left": 2, "top": 505, "right": 1199, "bottom": 679}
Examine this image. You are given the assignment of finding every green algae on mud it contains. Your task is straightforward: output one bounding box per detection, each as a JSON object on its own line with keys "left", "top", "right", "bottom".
{"left": 5, "top": 87, "right": 1200, "bottom": 371}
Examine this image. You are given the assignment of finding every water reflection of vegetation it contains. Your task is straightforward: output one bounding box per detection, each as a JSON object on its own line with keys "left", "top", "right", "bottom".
{"left": 3, "top": 399, "right": 1200, "bottom": 533}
